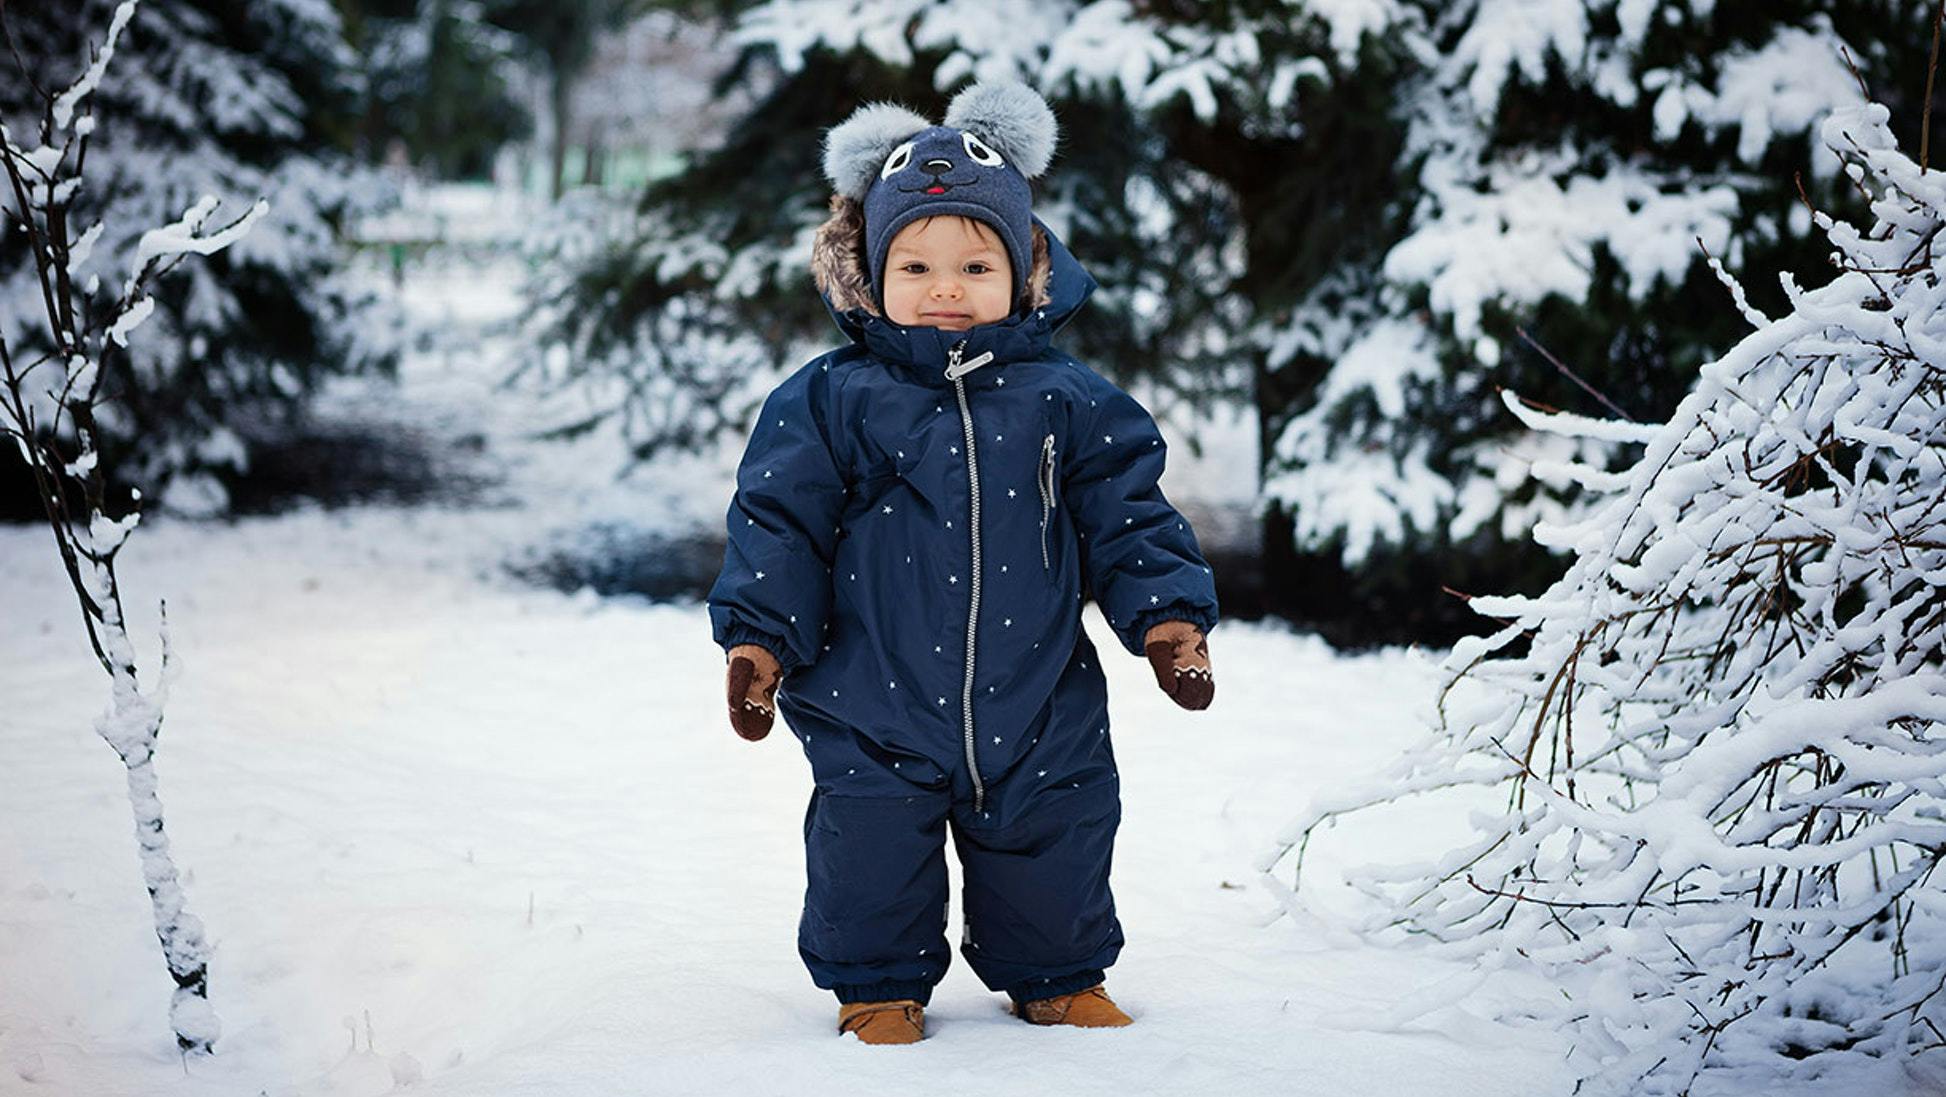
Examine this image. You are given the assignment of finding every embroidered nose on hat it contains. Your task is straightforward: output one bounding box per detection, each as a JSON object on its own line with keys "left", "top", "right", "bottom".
{"left": 820, "top": 82, "right": 1058, "bottom": 314}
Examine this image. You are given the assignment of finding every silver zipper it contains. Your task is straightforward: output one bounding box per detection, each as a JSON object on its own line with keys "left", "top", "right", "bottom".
{"left": 943, "top": 346, "right": 993, "bottom": 381}
{"left": 1037, "top": 432, "right": 1055, "bottom": 571}
{"left": 946, "top": 340, "right": 994, "bottom": 814}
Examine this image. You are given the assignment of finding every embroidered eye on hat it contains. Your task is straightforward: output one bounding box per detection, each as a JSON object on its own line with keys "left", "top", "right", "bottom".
{"left": 820, "top": 82, "right": 1058, "bottom": 313}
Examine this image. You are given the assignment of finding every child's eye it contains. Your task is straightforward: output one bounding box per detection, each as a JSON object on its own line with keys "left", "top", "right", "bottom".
{"left": 964, "top": 263, "right": 990, "bottom": 275}
{"left": 900, "top": 262, "right": 927, "bottom": 274}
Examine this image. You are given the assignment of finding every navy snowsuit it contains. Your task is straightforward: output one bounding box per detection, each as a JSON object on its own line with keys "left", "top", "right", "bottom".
{"left": 707, "top": 216, "right": 1220, "bottom": 1006}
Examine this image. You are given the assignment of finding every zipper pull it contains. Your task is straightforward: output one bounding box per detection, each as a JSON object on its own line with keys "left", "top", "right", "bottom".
{"left": 944, "top": 349, "right": 995, "bottom": 380}
{"left": 1041, "top": 433, "right": 1056, "bottom": 510}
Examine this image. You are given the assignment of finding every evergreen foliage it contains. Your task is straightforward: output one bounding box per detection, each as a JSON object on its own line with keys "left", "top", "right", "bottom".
{"left": 0, "top": 0, "right": 403, "bottom": 517}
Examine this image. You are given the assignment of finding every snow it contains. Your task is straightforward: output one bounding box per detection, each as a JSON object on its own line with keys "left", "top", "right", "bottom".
{"left": 1648, "top": 19, "right": 1863, "bottom": 176}
{"left": 0, "top": 191, "right": 1575, "bottom": 1096}
{"left": 0, "top": 0, "right": 402, "bottom": 508}
{"left": 1312, "top": 317, "right": 1435, "bottom": 421}
{"left": 1450, "top": 0, "right": 1588, "bottom": 119}
{"left": 129, "top": 195, "right": 272, "bottom": 281}
{"left": 67, "top": 221, "right": 106, "bottom": 274}
{"left": 1304, "top": 0, "right": 1405, "bottom": 65}
{"left": 0, "top": 513, "right": 1577, "bottom": 1095}
{"left": 1262, "top": 315, "right": 1462, "bottom": 565}
{"left": 50, "top": 0, "right": 140, "bottom": 132}
{"left": 106, "top": 295, "right": 155, "bottom": 346}
{"left": 1496, "top": 389, "right": 1661, "bottom": 444}
{"left": 740, "top": 0, "right": 1385, "bottom": 121}
{"left": 1252, "top": 2, "right": 1895, "bottom": 564}
{"left": 1386, "top": 154, "right": 1739, "bottom": 342}
{"left": 1043, "top": 2, "right": 1181, "bottom": 104}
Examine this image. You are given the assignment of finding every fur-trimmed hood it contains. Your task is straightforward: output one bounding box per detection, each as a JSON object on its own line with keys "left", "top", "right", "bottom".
{"left": 808, "top": 194, "right": 1095, "bottom": 375}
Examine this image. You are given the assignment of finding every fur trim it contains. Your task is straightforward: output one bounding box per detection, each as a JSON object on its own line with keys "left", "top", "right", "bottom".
{"left": 822, "top": 101, "right": 932, "bottom": 201}
{"left": 812, "top": 194, "right": 1053, "bottom": 318}
{"left": 1024, "top": 216, "right": 1051, "bottom": 309}
{"left": 812, "top": 195, "right": 876, "bottom": 314}
{"left": 943, "top": 82, "right": 1057, "bottom": 179}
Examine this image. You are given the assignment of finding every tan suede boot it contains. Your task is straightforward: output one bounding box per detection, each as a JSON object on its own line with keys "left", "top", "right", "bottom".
{"left": 838, "top": 999, "right": 925, "bottom": 1044}
{"left": 1014, "top": 984, "right": 1133, "bottom": 1027}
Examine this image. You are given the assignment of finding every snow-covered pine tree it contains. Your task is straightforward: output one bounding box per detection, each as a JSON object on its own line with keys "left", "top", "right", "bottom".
{"left": 0, "top": 0, "right": 402, "bottom": 518}
{"left": 1256, "top": 1, "right": 1936, "bottom": 645}
{"left": 0, "top": 0, "right": 273, "bottom": 1055}
{"left": 1261, "top": 91, "right": 1946, "bottom": 1095}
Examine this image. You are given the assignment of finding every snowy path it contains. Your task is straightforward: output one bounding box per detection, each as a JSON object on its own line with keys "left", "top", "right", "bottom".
{"left": 0, "top": 507, "right": 1571, "bottom": 1096}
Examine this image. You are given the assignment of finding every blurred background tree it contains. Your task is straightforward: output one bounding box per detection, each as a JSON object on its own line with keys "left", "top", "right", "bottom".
{"left": 339, "top": 0, "right": 533, "bottom": 179}
{"left": 0, "top": 0, "right": 405, "bottom": 519}
{"left": 482, "top": 0, "right": 724, "bottom": 197}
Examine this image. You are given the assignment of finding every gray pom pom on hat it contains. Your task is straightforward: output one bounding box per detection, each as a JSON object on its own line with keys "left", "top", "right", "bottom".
{"left": 822, "top": 101, "right": 932, "bottom": 201}
{"left": 943, "top": 81, "right": 1058, "bottom": 179}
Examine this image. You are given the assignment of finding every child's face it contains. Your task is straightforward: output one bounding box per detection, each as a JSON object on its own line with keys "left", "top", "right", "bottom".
{"left": 881, "top": 215, "right": 1014, "bottom": 332}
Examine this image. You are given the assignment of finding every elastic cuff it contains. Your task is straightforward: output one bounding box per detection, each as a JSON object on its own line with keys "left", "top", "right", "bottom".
{"left": 834, "top": 979, "right": 935, "bottom": 1007}
{"left": 1123, "top": 601, "right": 1217, "bottom": 656}
{"left": 719, "top": 623, "right": 798, "bottom": 674}
{"left": 1007, "top": 967, "right": 1107, "bottom": 1006}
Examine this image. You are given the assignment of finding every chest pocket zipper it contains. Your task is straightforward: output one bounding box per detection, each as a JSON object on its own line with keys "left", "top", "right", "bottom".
{"left": 1038, "top": 432, "right": 1057, "bottom": 571}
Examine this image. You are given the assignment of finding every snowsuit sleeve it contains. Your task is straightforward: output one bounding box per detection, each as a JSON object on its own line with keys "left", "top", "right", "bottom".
{"left": 707, "top": 360, "right": 849, "bottom": 675}
{"left": 1062, "top": 371, "right": 1220, "bottom": 657}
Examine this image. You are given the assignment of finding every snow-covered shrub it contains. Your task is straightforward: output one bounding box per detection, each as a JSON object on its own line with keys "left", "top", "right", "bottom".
{"left": 1262, "top": 97, "right": 1946, "bottom": 1095}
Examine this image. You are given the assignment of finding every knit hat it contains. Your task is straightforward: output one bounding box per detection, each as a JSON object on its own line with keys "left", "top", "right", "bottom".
{"left": 821, "top": 82, "right": 1058, "bottom": 312}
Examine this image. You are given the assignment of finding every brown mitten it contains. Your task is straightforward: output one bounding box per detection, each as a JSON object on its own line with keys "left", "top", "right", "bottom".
{"left": 1143, "top": 620, "right": 1214, "bottom": 711}
{"left": 726, "top": 643, "right": 782, "bottom": 740}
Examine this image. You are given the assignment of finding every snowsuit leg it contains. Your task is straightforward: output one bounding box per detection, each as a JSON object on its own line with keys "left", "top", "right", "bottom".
{"left": 798, "top": 785, "right": 953, "bottom": 1005}
{"left": 951, "top": 776, "right": 1124, "bottom": 1004}
{"left": 790, "top": 659, "right": 1124, "bottom": 1008}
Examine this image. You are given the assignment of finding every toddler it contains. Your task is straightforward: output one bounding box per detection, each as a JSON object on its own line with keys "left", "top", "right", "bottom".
{"left": 707, "top": 81, "right": 1218, "bottom": 1044}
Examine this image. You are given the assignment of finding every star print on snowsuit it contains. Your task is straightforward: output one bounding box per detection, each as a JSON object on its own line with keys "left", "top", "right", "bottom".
{"left": 708, "top": 217, "right": 1218, "bottom": 1008}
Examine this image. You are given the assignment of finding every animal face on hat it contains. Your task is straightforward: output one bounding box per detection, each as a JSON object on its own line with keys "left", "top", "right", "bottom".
{"left": 821, "top": 82, "right": 1058, "bottom": 314}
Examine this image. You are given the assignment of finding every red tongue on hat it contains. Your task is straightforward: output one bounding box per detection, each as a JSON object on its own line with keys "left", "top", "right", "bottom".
{"left": 926, "top": 185, "right": 945, "bottom": 194}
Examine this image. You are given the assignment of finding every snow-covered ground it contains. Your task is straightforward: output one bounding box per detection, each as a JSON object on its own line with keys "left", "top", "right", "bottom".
{"left": 0, "top": 512, "right": 1575, "bottom": 1096}
{"left": 0, "top": 214, "right": 1575, "bottom": 1095}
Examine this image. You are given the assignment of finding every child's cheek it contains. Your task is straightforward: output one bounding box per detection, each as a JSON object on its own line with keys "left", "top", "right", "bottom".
{"left": 884, "top": 283, "right": 922, "bottom": 326}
